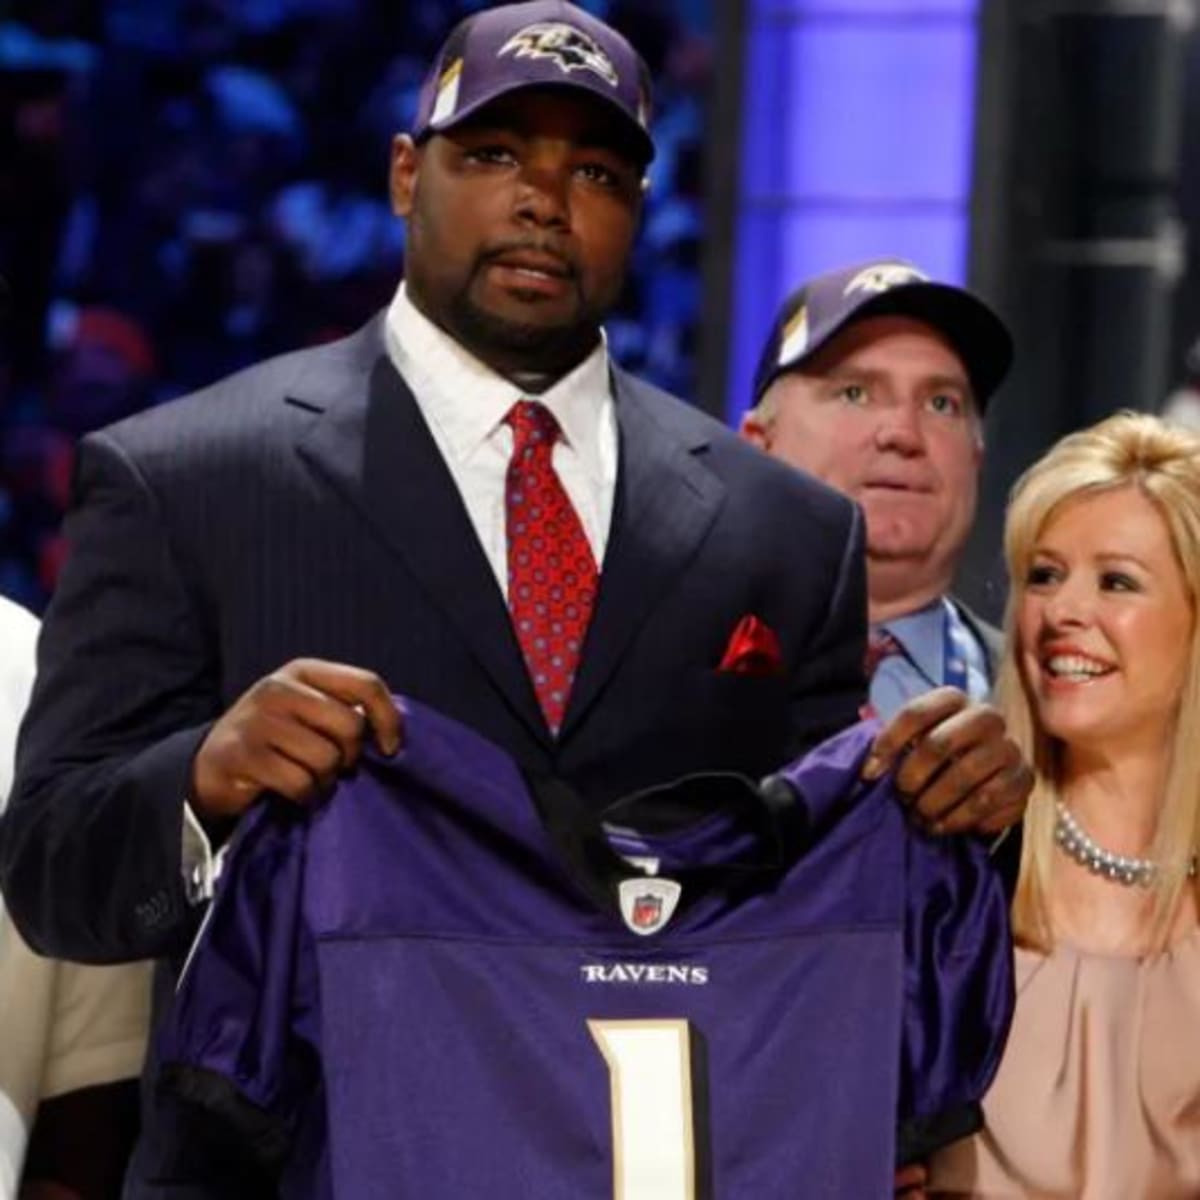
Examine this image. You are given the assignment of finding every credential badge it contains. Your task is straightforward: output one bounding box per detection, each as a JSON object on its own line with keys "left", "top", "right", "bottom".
{"left": 618, "top": 876, "right": 682, "bottom": 936}
{"left": 498, "top": 22, "right": 620, "bottom": 88}
{"left": 844, "top": 262, "right": 929, "bottom": 297}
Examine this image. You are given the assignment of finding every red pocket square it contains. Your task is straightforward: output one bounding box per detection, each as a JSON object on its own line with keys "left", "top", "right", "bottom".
{"left": 718, "top": 615, "right": 783, "bottom": 677}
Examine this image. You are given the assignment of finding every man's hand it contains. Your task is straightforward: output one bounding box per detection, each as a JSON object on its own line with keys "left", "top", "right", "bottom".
{"left": 862, "top": 687, "right": 1031, "bottom": 835}
{"left": 894, "top": 1163, "right": 928, "bottom": 1198}
{"left": 190, "top": 658, "right": 402, "bottom": 822}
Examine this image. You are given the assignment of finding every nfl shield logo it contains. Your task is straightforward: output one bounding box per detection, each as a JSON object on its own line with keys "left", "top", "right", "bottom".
{"left": 631, "top": 893, "right": 662, "bottom": 930}
{"left": 617, "top": 877, "right": 682, "bottom": 937}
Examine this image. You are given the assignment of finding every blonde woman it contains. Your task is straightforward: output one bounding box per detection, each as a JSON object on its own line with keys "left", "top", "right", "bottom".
{"left": 931, "top": 412, "right": 1200, "bottom": 1197}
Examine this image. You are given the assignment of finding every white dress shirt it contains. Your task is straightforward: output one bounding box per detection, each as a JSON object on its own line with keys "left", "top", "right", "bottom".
{"left": 183, "top": 285, "right": 619, "bottom": 899}
{"left": 384, "top": 282, "right": 618, "bottom": 594}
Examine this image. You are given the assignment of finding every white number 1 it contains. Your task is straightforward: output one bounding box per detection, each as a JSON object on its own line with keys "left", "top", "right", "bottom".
{"left": 588, "top": 1019, "right": 697, "bottom": 1200}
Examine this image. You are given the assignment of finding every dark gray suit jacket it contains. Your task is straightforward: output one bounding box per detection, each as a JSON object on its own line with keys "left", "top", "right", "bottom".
{"left": 0, "top": 314, "right": 868, "bottom": 967}
{"left": 0, "top": 314, "right": 875, "bottom": 1196}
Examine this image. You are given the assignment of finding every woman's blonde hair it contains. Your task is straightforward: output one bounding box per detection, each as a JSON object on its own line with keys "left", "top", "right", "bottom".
{"left": 1000, "top": 412, "right": 1200, "bottom": 950}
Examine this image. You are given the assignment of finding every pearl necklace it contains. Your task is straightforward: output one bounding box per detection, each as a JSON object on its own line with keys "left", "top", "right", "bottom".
{"left": 1054, "top": 801, "right": 1196, "bottom": 888}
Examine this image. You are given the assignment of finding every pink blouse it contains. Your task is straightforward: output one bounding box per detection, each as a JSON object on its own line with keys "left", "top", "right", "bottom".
{"left": 930, "top": 929, "right": 1200, "bottom": 1198}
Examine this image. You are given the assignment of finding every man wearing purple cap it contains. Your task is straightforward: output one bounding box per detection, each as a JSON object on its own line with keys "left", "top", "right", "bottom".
{"left": 743, "top": 262, "right": 1017, "bottom": 1200}
{"left": 742, "top": 260, "right": 1012, "bottom": 722}
{"left": 2, "top": 10, "right": 1026, "bottom": 1192}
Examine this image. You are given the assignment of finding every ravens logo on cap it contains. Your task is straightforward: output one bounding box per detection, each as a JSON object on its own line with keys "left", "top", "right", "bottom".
{"left": 844, "top": 262, "right": 929, "bottom": 297}
{"left": 498, "top": 22, "right": 620, "bottom": 88}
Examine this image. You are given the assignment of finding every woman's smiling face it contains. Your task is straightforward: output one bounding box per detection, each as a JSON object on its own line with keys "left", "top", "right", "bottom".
{"left": 1017, "top": 485, "right": 1194, "bottom": 758}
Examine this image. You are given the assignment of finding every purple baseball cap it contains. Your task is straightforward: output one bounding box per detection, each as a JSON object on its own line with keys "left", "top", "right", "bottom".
{"left": 752, "top": 260, "right": 1014, "bottom": 412}
{"left": 413, "top": 1, "right": 654, "bottom": 164}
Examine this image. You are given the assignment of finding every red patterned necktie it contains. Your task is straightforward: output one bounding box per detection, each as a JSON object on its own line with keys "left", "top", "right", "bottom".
{"left": 505, "top": 400, "right": 598, "bottom": 733}
{"left": 864, "top": 627, "right": 904, "bottom": 680}
{"left": 860, "top": 627, "right": 904, "bottom": 720}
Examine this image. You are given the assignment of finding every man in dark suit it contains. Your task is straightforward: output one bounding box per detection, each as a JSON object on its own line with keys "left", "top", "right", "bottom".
{"left": 742, "top": 260, "right": 1011, "bottom": 720}
{"left": 0, "top": 11, "right": 1026, "bottom": 1188}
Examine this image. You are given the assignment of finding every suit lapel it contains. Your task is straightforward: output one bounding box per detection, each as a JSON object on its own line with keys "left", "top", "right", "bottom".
{"left": 294, "top": 337, "right": 549, "bottom": 744}
{"left": 290, "top": 326, "right": 725, "bottom": 748}
{"left": 561, "top": 371, "right": 726, "bottom": 737}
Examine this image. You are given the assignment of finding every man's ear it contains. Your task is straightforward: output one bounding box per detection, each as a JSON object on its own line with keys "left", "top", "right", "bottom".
{"left": 739, "top": 409, "right": 771, "bottom": 451}
{"left": 390, "top": 134, "right": 420, "bottom": 217}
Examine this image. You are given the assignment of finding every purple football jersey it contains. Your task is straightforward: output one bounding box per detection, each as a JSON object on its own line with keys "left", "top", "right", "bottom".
{"left": 156, "top": 701, "right": 1013, "bottom": 1198}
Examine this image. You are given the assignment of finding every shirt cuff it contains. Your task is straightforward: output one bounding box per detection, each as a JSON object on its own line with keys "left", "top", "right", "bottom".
{"left": 182, "top": 801, "right": 226, "bottom": 904}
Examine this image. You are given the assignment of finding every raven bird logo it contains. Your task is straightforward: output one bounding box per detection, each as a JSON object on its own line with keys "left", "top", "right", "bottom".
{"left": 844, "top": 262, "right": 929, "bottom": 297}
{"left": 498, "top": 22, "right": 620, "bottom": 88}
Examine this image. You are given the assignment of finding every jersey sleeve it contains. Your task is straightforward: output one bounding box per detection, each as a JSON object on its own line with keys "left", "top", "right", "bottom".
{"left": 897, "top": 830, "right": 1015, "bottom": 1166}
{"left": 156, "top": 800, "right": 320, "bottom": 1188}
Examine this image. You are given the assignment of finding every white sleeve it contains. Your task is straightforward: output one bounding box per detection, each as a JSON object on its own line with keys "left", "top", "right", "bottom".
{"left": 0, "top": 598, "right": 38, "bottom": 807}
{"left": 0, "top": 598, "right": 152, "bottom": 1194}
{"left": 0, "top": 919, "right": 56, "bottom": 1195}
{"left": 0, "top": 1094, "right": 24, "bottom": 1200}
{"left": 0, "top": 597, "right": 45, "bottom": 1196}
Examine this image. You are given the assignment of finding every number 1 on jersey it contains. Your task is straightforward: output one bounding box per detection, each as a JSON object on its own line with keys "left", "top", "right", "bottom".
{"left": 589, "top": 1019, "right": 697, "bottom": 1200}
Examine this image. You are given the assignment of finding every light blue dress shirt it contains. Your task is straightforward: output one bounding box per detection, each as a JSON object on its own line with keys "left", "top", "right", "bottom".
{"left": 867, "top": 598, "right": 992, "bottom": 722}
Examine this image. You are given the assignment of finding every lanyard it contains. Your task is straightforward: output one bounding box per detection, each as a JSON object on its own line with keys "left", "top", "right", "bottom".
{"left": 939, "top": 598, "right": 971, "bottom": 694}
